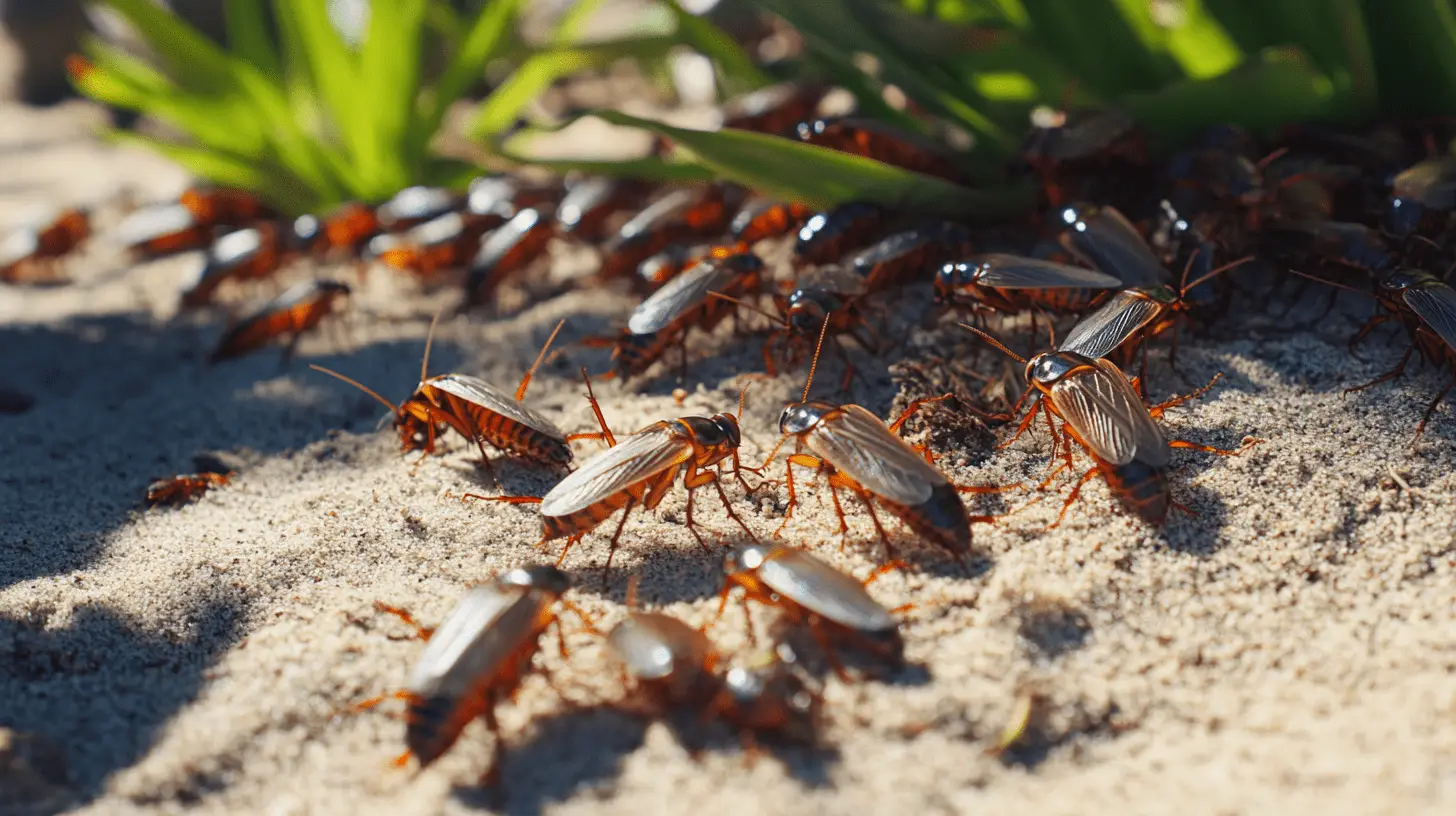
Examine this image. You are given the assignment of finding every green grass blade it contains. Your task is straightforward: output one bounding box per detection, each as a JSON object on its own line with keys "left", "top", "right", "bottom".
{"left": 1017, "top": 0, "right": 1178, "bottom": 94}
{"left": 97, "top": 0, "right": 240, "bottom": 93}
{"left": 276, "top": 0, "right": 363, "bottom": 157}
{"left": 224, "top": 0, "right": 282, "bottom": 82}
{"left": 544, "top": 110, "right": 1035, "bottom": 218}
{"left": 1133, "top": 0, "right": 1242, "bottom": 79}
{"left": 1362, "top": 0, "right": 1456, "bottom": 114}
{"left": 663, "top": 0, "right": 773, "bottom": 94}
{"left": 417, "top": 0, "right": 528, "bottom": 151}
{"left": 357, "top": 0, "right": 429, "bottom": 193}
{"left": 107, "top": 131, "right": 319, "bottom": 213}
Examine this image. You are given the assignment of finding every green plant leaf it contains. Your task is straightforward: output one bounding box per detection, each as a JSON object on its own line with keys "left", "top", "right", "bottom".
{"left": 468, "top": 0, "right": 607, "bottom": 140}
{"left": 107, "top": 131, "right": 319, "bottom": 213}
{"left": 415, "top": 0, "right": 527, "bottom": 154}
{"left": 663, "top": 0, "right": 773, "bottom": 95}
{"left": 526, "top": 110, "right": 1035, "bottom": 218}
{"left": 495, "top": 140, "right": 719, "bottom": 183}
{"left": 357, "top": 0, "right": 429, "bottom": 193}
{"left": 224, "top": 0, "right": 282, "bottom": 82}
{"left": 1362, "top": 0, "right": 1456, "bottom": 114}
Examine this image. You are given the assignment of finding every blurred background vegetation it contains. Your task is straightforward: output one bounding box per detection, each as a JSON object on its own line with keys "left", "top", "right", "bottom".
{"left": 21, "top": 0, "right": 1455, "bottom": 215}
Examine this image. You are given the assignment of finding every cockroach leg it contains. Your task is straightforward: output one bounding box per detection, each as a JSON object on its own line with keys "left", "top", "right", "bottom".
{"left": 1168, "top": 437, "right": 1261, "bottom": 456}
{"left": 887, "top": 393, "right": 957, "bottom": 436}
{"left": 601, "top": 496, "right": 637, "bottom": 581}
{"left": 374, "top": 602, "right": 436, "bottom": 640}
{"left": 1413, "top": 374, "right": 1456, "bottom": 443}
{"left": 1344, "top": 345, "right": 1415, "bottom": 395}
{"left": 1048, "top": 467, "right": 1101, "bottom": 529}
{"left": 1147, "top": 373, "right": 1223, "bottom": 419}
{"left": 1349, "top": 314, "right": 1394, "bottom": 355}
{"left": 775, "top": 453, "right": 822, "bottom": 537}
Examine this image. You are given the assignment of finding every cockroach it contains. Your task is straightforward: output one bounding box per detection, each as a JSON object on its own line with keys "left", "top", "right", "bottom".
{"left": 555, "top": 177, "right": 649, "bottom": 241}
{"left": 719, "top": 543, "right": 902, "bottom": 677}
{"left": 179, "top": 221, "right": 320, "bottom": 310}
{"left": 599, "top": 186, "right": 735, "bottom": 282}
{"left": 145, "top": 471, "right": 231, "bottom": 507}
{"left": 964, "top": 325, "right": 1255, "bottom": 526}
{"left": 370, "top": 212, "right": 482, "bottom": 277}
{"left": 715, "top": 643, "right": 821, "bottom": 743}
{"left": 209, "top": 278, "right": 351, "bottom": 365}
{"left": 1056, "top": 202, "right": 1167, "bottom": 287}
{"left": 637, "top": 244, "right": 710, "bottom": 288}
{"left": 1263, "top": 219, "right": 1394, "bottom": 276}
{"left": 0, "top": 208, "right": 90, "bottom": 282}
{"left": 471, "top": 373, "right": 759, "bottom": 572}
{"left": 839, "top": 222, "right": 975, "bottom": 293}
{"left": 462, "top": 209, "right": 554, "bottom": 308}
{"left": 375, "top": 185, "right": 460, "bottom": 231}
{"left": 1386, "top": 155, "right": 1456, "bottom": 238}
{"left": 1023, "top": 106, "right": 1139, "bottom": 165}
{"left": 598, "top": 251, "right": 766, "bottom": 381}
{"left": 721, "top": 83, "right": 825, "bottom": 135}
{"left": 793, "top": 202, "right": 890, "bottom": 268}
{"left": 1346, "top": 268, "right": 1456, "bottom": 439}
{"left": 759, "top": 321, "right": 1002, "bottom": 558}
{"left": 359, "top": 566, "right": 584, "bottom": 784}
{"left": 116, "top": 203, "right": 214, "bottom": 258}
{"left": 934, "top": 254, "right": 1123, "bottom": 315}
{"left": 309, "top": 317, "right": 573, "bottom": 471}
{"left": 299, "top": 202, "right": 380, "bottom": 259}
{"left": 180, "top": 186, "right": 270, "bottom": 227}
{"left": 795, "top": 117, "right": 967, "bottom": 183}
{"left": 608, "top": 611, "right": 722, "bottom": 710}
{"left": 730, "top": 200, "right": 815, "bottom": 245}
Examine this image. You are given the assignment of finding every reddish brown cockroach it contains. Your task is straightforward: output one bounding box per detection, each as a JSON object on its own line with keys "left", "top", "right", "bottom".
{"left": 145, "top": 471, "right": 231, "bottom": 507}
{"left": 374, "top": 185, "right": 461, "bottom": 231}
{"left": 1345, "top": 268, "right": 1456, "bottom": 440}
{"left": 934, "top": 253, "right": 1123, "bottom": 316}
{"left": 792, "top": 203, "right": 891, "bottom": 268}
{"left": 311, "top": 202, "right": 381, "bottom": 258}
{"left": 1056, "top": 202, "right": 1167, "bottom": 288}
{"left": 730, "top": 200, "right": 815, "bottom": 245}
{"left": 796, "top": 117, "right": 968, "bottom": 183}
{"left": 462, "top": 209, "right": 555, "bottom": 308}
{"left": 842, "top": 222, "right": 975, "bottom": 293}
{"left": 721, "top": 83, "right": 826, "bottom": 135}
{"left": 965, "top": 325, "right": 1256, "bottom": 526}
{"left": 179, "top": 186, "right": 271, "bottom": 227}
{"left": 310, "top": 317, "right": 574, "bottom": 472}
{"left": 599, "top": 186, "right": 736, "bottom": 281}
{"left": 0, "top": 208, "right": 90, "bottom": 283}
{"left": 179, "top": 221, "right": 322, "bottom": 310}
{"left": 555, "top": 176, "right": 650, "bottom": 241}
{"left": 116, "top": 203, "right": 215, "bottom": 259}
{"left": 210, "top": 278, "right": 351, "bottom": 365}
{"left": 370, "top": 212, "right": 484, "bottom": 278}
{"left": 357, "top": 566, "right": 590, "bottom": 785}
{"left": 471, "top": 373, "right": 759, "bottom": 573}
{"left": 719, "top": 543, "right": 902, "bottom": 678}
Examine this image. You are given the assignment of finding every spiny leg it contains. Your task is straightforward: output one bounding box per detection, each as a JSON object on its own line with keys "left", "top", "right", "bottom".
{"left": 373, "top": 603, "right": 435, "bottom": 640}
{"left": 1413, "top": 374, "right": 1456, "bottom": 443}
{"left": 681, "top": 468, "right": 719, "bottom": 551}
{"left": 1168, "top": 437, "right": 1261, "bottom": 456}
{"left": 600, "top": 498, "right": 637, "bottom": 581}
{"left": 1049, "top": 466, "right": 1102, "bottom": 529}
{"left": 712, "top": 465, "right": 760, "bottom": 543}
{"left": 774, "top": 454, "right": 821, "bottom": 538}
{"left": 1148, "top": 372, "right": 1223, "bottom": 419}
{"left": 1344, "top": 345, "right": 1414, "bottom": 395}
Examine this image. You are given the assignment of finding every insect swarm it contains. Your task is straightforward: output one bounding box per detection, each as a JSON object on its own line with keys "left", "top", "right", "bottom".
{"left": 209, "top": 278, "right": 351, "bottom": 365}
{"left": 472, "top": 373, "right": 760, "bottom": 573}
{"left": 355, "top": 566, "right": 589, "bottom": 785}
{"left": 310, "top": 317, "right": 574, "bottom": 473}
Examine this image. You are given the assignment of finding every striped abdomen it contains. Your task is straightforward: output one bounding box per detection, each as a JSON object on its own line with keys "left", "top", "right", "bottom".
{"left": 438, "top": 391, "right": 570, "bottom": 465}
{"left": 878, "top": 483, "right": 972, "bottom": 556}
{"left": 1101, "top": 458, "right": 1168, "bottom": 524}
{"left": 404, "top": 644, "right": 540, "bottom": 766}
{"left": 542, "top": 465, "right": 682, "bottom": 541}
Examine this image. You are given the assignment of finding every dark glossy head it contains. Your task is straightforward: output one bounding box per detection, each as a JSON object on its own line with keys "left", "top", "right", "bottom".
{"left": 723, "top": 542, "right": 775, "bottom": 578}
{"left": 709, "top": 412, "right": 743, "bottom": 449}
{"left": 934, "top": 261, "right": 984, "bottom": 300}
{"left": 1025, "top": 351, "right": 1082, "bottom": 389}
{"left": 497, "top": 565, "right": 571, "bottom": 595}
{"left": 1378, "top": 268, "right": 1427, "bottom": 293}
{"left": 289, "top": 214, "right": 323, "bottom": 252}
{"left": 778, "top": 401, "right": 836, "bottom": 436}
{"left": 784, "top": 288, "right": 843, "bottom": 334}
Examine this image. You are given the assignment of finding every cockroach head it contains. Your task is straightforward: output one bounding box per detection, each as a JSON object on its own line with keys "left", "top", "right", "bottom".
{"left": 723, "top": 543, "right": 771, "bottom": 577}
{"left": 778, "top": 401, "right": 828, "bottom": 436}
{"left": 1026, "top": 351, "right": 1078, "bottom": 387}
{"left": 785, "top": 288, "right": 832, "bottom": 333}
{"left": 499, "top": 565, "right": 571, "bottom": 595}
{"left": 709, "top": 411, "right": 742, "bottom": 449}
{"left": 1379, "top": 268, "right": 1421, "bottom": 292}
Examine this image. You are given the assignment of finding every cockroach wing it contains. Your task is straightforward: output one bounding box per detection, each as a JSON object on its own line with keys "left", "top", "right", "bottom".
{"left": 1061, "top": 206, "right": 1165, "bottom": 287}
{"left": 1393, "top": 156, "right": 1456, "bottom": 208}
{"left": 539, "top": 424, "right": 692, "bottom": 517}
{"left": 1404, "top": 283, "right": 1456, "bottom": 353}
{"left": 795, "top": 264, "right": 869, "bottom": 296}
{"left": 1049, "top": 359, "right": 1169, "bottom": 467}
{"left": 627, "top": 260, "right": 736, "bottom": 334}
{"left": 1059, "top": 289, "right": 1165, "bottom": 359}
{"left": 607, "top": 613, "right": 712, "bottom": 682}
{"left": 803, "top": 405, "right": 943, "bottom": 506}
{"left": 0, "top": 228, "right": 39, "bottom": 267}
{"left": 756, "top": 549, "right": 898, "bottom": 633}
{"left": 619, "top": 189, "right": 696, "bottom": 239}
{"left": 407, "top": 582, "right": 542, "bottom": 699}
{"left": 212, "top": 227, "right": 264, "bottom": 264}
{"left": 116, "top": 204, "right": 197, "bottom": 247}
{"left": 968, "top": 254, "right": 1123, "bottom": 289}
{"left": 428, "top": 374, "right": 567, "bottom": 439}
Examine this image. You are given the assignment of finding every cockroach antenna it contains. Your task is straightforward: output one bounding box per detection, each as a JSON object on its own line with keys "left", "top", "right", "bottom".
{"left": 802, "top": 313, "right": 833, "bottom": 402}
{"left": 517, "top": 318, "right": 567, "bottom": 401}
{"left": 959, "top": 323, "right": 1027, "bottom": 364}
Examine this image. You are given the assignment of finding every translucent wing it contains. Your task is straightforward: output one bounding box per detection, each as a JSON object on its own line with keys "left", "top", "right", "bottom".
{"left": 804, "top": 405, "right": 944, "bottom": 505}
{"left": 1393, "top": 156, "right": 1456, "bottom": 208}
{"left": 539, "top": 425, "right": 691, "bottom": 517}
{"left": 0, "top": 228, "right": 38, "bottom": 267}
{"left": 1059, "top": 289, "right": 1166, "bottom": 358}
{"left": 627, "top": 259, "right": 735, "bottom": 334}
{"left": 1404, "top": 282, "right": 1456, "bottom": 353}
{"left": 967, "top": 254, "right": 1123, "bottom": 289}
{"left": 607, "top": 612, "right": 712, "bottom": 682}
{"left": 757, "top": 548, "right": 897, "bottom": 632}
{"left": 116, "top": 204, "right": 196, "bottom": 247}
{"left": 429, "top": 374, "right": 566, "bottom": 439}
{"left": 408, "top": 583, "right": 541, "bottom": 698}
{"left": 1049, "top": 359, "right": 1168, "bottom": 467}
{"left": 794, "top": 264, "right": 868, "bottom": 296}
{"left": 1060, "top": 205, "right": 1165, "bottom": 287}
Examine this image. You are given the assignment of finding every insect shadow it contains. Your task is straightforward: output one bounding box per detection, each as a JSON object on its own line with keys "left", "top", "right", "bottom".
{"left": 0, "top": 596, "right": 247, "bottom": 806}
{"left": 1158, "top": 480, "right": 1229, "bottom": 556}
{"left": 571, "top": 536, "right": 751, "bottom": 606}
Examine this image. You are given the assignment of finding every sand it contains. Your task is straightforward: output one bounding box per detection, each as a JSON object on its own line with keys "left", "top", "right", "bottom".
{"left": 4, "top": 92, "right": 1456, "bottom": 816}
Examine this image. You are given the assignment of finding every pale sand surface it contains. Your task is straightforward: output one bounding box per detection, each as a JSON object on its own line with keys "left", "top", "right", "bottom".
{"left": 3, "top": 98, "right": 1456, "bottom": 816}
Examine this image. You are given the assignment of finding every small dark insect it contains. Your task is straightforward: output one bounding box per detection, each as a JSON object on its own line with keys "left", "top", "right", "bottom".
{"left": 375, "top": 185, "right": 460, "bottom": 231}
{"left": 1023, "top": 107, "right": 1139, "bottom": 165}
{"left": 1264, "top": 219, "right": 1394, "bottom": 276}
{"left": 730, "top": 200, "right": 815, "bottom": 245}
{"left": 310, "top": 317, "right": 573, "bottom": 472}
{"left": 472, "top": 374, "right": 758, "bottom": 573}
{"left": 1057, "top": 202, "right": 1168, "bottom": 287}
{"left": 935, "top": 254, "right": 1123, "bottom": 315}
{"left": 555, "top": 176, "right": 649, "bottom": 241}
{"left": 1386, "top": 155, "right": 1456, "bottom": 238}
{"left": 1346, "top": 268, "right": 1456, "bottom": 440}
{"left": 370, "top": 212, "right": 484, "bottom": 277}
{"left": 843, "top": 222, "right": 975, "bottom": 293}
{"left": 599, "top": 186, "right": 735, "bottom": 281}
{"left": 965, "top": 326, "right": 1255, "bottom": 526}
{"left": 721, "top": 83, "right": 825, "bottom": 135}
{"left": 793, "top": 202, "right": 890, "bottom": 268}
{"left": 719, "top": 543, "right": 902, "bottom": 678}
{"left": 358, "top": 566, "right": 585, "bottom": 785}
{"left": 0, "top": 208, "right": 90, "bottom": 283}
{"left": 209, "top": 279, "right": 351, "bottom": 365}
{"left": 715, "top": 643, "right": 822, "bottom": 744}
{"left": 180, "top": 186, "right": 271, "bottom": 227}
{"left": 598, "top": 251, "right": 766, "bottom": 382}
{"left": 463, "top": 209, "right": 555, "bottom": 308}
{"left": 760, "top": 322, "right": 1002, "bottom": 558}
{"left": 116, "top": 203, "right": 215, "bottom": 259}
{"left": 179, "top": 221, "right": 320, "bottom": 310}
{"left": 145, "top": 471, "right": 232, "bottom": 507}
{"left": 796, "top": 117, "right": 967, "bottom": 183}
